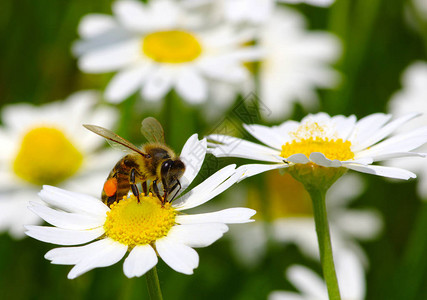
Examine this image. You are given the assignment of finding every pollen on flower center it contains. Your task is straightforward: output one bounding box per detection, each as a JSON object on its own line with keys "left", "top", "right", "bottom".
{"left": 280, "top": 122, "right": 354, "bottom": 161}
{"left": 142, "top": 30, "right": 202, "bottom": 63}
{"left": 13, "top": 127, "right": 83, "bottom": 186}
{"left": 104, "top": 195, "right": 176, "bottom": 247}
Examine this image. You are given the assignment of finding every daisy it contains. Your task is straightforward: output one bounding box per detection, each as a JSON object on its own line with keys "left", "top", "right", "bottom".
{"left": 74, "top": 0, "right": 261, "bottom": 104}
{"left": 386, "top": 61, "right": 427, "bottom": 198}
{"left": 208, "top": 112, "right": 427, "bottom": 182}
{"left": 25, "top": 135, "right": 255, "bottom": 279}
{"left": 269, "top": 249, "right": 365, "bottom": 300}
{"left": 229, "top": 173, "right": 381, "bottom": 266}
{"left": 0, "top": 91, "right": 119, "bottom": 238}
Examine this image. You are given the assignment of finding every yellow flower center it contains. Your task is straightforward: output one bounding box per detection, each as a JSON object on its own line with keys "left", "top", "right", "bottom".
{"left": 104, "top": 195, "right": 176, "bottom": 247}
{"left": 280, "top": 121, "right": 354, "bottom": 161}
{"left": 142, "top": 30, "right": 202, "bottom": 63}
{"left": 13, "top": 127, "right": 84, "bottom": 186}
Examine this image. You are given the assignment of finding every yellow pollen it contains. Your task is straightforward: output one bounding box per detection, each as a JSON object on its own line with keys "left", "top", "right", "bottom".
{"left": 142, "top": 30, "right": 202, "bottom": 63}
{"left": 281, "top": 121, "right": 354, "bottom": 161}
{"left": 13, "top": 127, "right": 83, "bottom": 186}
{"left": 104, "top": 195, "right": 176, "bottom": 247}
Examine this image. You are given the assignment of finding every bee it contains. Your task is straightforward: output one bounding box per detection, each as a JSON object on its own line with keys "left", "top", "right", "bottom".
{"left": 83, "top": 117, "right": 185, "bottom": 207}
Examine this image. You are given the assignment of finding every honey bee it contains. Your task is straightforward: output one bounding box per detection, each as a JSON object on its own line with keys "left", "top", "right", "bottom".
{"left": 83, "top": 117, "right": 185, "bottom": 207}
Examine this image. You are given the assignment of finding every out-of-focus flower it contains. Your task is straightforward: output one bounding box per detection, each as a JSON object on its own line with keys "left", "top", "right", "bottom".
{"left": 386, "top": 61, "right": 427, "bottom": 199}
{"left": 229, "top": 172, "right": 381, "bottom": 266}
{"left": 413, "top": 0, "right": 427, "bottom": 20}
{"left": 74, "top": 0, "right": 261, "bottom": 105}
{"left": 0, "top": 91, "right": 119, "bottom": 238}
{"left": 249, "top": 7, "right": 340, "bottom": 120}
{"left": 269, "top": 249, "right": 365, "bottom": 300}
{"left": 279, "top": 0, "right": 335, "bottom": 7}
{"left": 208, "top": 112, "right": 427, "bottom": 181}
{"left": 26, "top": 135, "right": 255, "bottom": 279}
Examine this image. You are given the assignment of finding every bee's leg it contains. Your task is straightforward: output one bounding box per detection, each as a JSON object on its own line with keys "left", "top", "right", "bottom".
{"left": 169, "top": 180, "right": 181, "bottom": 203}
{"left": 161, "top": 178, "right": 169, "bottom": 204}
{"left": 130, "top": 168, "right": 140, "bottom": 203}
{"left": 152, "top": 180, "right": 163, "bottom": 204}
{"left": 142, "top": 181, "right": 148, "bottom": 196}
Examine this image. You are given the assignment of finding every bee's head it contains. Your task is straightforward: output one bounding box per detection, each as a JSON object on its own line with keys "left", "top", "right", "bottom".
{"left": 160, "top": 159, "right": 185, "bottom": 187}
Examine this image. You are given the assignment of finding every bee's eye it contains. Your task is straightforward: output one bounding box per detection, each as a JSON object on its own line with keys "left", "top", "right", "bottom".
{"left": 161, "top": 160, "right": 172, "bottom": 175}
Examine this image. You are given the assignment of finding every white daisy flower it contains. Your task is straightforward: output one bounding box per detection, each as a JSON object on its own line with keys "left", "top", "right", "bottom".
{"left": 269, "top": 249, "right": 365, "bottom": 300}
{"left": 251, "top": 7, "right": 340, "bottom": 120}
{"left": 386, "top": 61, "right": 427, "bottom": 198}
{"left": 0, "top": 91, "right": 119, "bottom": 238}
{"left": 229, "top": 173, "right": 381, "bottom": 267}
{"left": 25, "top": 135, "right": 255, "bottom": 279}
{"left": 74, "top": 0, "right": 261, "bottom": 104}
{"left": 208, "top": 112, "right": 427, "bottom": 182}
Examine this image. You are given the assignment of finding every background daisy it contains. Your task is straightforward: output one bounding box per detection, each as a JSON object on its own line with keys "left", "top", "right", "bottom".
{"left": 74, "top": 0, "right": 262, "bottom": 105}
{"left": 0, "top": 91, "right": 119, "bottom": 238}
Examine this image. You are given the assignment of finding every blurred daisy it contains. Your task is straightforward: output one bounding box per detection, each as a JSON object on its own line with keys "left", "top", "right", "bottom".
{"left": 229, "top": 173, "right": 381, "bottom": 266}
{"left": 0, "top": 91, "right": 119, "bottom": 238}
{"left": 26, "top": 136, "right": 255, "bottom": 279}
{"left": 74, "top": 0, "right": 261, "bottom": 104}
{"left": 249, "top": 7, "right": 340, "bottom": 120}
{"left": 269, "top": 249, "right": 365, "bottom": 300}
{"left": 386, "top": 62, "right": 427, "bottom": 198}
{"left": 208, "top": 112, "right": 427, "bottom": 181}
{"left": 279, "top": 0, "right": 335, "bottom": 7}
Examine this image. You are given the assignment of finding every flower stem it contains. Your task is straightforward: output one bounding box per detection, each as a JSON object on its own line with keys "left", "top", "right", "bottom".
{"left": 145, "top": 266, "right": 163, "bottom": 300}
{"left": 307, "top": 187, "right": 341, "bottom": 300}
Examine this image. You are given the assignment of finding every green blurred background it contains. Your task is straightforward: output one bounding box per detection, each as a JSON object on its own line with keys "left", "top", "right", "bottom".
{"left": 1, "top": 0, "right": 427, "bottom": 299}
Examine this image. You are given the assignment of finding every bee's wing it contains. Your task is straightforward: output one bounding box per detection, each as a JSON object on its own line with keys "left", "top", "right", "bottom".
{"left": 83, "top": 124, "right": 149, "bottom": 157}
{"left": 141, "top": 117, "right": 165, "bottom": 144}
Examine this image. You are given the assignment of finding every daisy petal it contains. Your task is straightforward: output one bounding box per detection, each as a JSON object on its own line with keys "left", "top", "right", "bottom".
{"left": 176, "top": 208, "right": 256, "bottom": 224}
{"left": 28, "top": 202, "right": 105, "bottom": 230}
{"left": 344, "top": 164, "right": 416, "bottom": 180}
{"left": 287, "top": 265, "right": 327, "bottom": 298}
{"left": 105, "top": 63, "right": 151, "bottom": 103}
{"left": 269, "top": 291, "right": 305, "bottom": 300}
{"left": 156, "top": 238, "right": 199, "bottom": 275}
{"left": 68, "top": 238, "right": 127, "bottom": 279}
{"left": 167, "top": 223, "right": 228, "bottom": 248}
{"left": 39, "top": 186, "right": 109, "bottom": 217}
{"left": 243, "top": 124, "right": 285, "bottom": 149}
{"left": 237, "top": 164, "right": 286, "bottom": 182}
{"left": 176, "top": 69, "right": 207, "bottom": 104}
{"left": 123, "top": 245, "right": 158, "bottom": 278}
{"left": 286, "top": 153, "right": 310, "bottom": 164}
{"left": 179, "top": 135, "right": 207, "bottom": 195}
{"left": 25, "top": 225, "right": 104, "bottom": 245}
{"left": 78, "top": 14, "right": 117, "bottom": 38}
{"left": 309, "top": 152, "right": 342, "bottom": 167}
{"left": 173, "top": 164, "right": 236, "bottom": 210}
{"left": 349, "top": 113, "right": 392, "bottom": 145}
{"left": 142, "top": 68, "right": 173, "bottom": 101}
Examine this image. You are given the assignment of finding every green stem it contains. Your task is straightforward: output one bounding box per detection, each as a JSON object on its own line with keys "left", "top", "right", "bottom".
{"left": 307, "top": 187, "right": 341, "bottom": 300}
{"left": 145, "top": 266, "right": 163, "bottom": 300}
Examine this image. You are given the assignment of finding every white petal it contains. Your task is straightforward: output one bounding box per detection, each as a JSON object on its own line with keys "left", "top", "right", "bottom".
{"left": 25, "top": 225, "right": 104, "bottom": 245}
{"left": 176, "top": 69, "right": 207, "bottom": 104}
{"left": 78, "top": 14, "right": 117, "bottom": 38}
{"left": 67, "top": 238, "right": 127, "bottom": 279}
{"left": 179, "top": 135, "right": 207, "bottom": 195}
{"left": 335, "top": 250, "right": 366, "bottom": 299}
{"left": 268, "top": 291, "right": 305, "bottom": 300}
{"left": 39, "top": 186, "right": 109, "bottom": 217}
{"left": 352, "top": 113, "right": 420, "bottom": 151}
{"left": 176, "top": 208, "right": 256, "bottom": 224}
{"left": 243, "top": 124, "right": 286, "bottom": 149}
{"left": 287, "top": 265, "right": 327, "bottom": 298}
{"left": 208, "top": 134, "right": 282, "bottom": 162}
{"left": 173, "top": 164, "right": 236, "bottom": 210}
{"left": 349, "top": 113, "right": 392, "bottom": 145}
{"left": 142, "top": 67, "right": 174, "bottom": 101}
{"left": 78, "top": 39, "right": 140, "bottom": 73}
{"left": 344, "top": 164, "right": 416, "bottom": 180}
{"left": 309, "top": 152, "right": 342, "bottom": 167}
{"left": 28, "top": 202, "right": 105, "bottom": 230}
{"left": 105, "top": 63, "right": 151, "bottom": 103}
{"left": 123, "top": 245, "right": 158, "bottom": 278}
{"left": 113, "top": 0, "right": 149, "bottom": 31}
{"left": 334, "top": 210, "right": 382, "bottom": 240}
{"left": 166, "top": 223, "right": 228, "bottom": 248}
{"left": 286, "top": 153, "right": 310, "bottom": 164}
{"left": 156, "top": 238, "right": 199, "bottom": 275}
{"left": 237, "top": 163, "right": 287, "bottom": 182}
